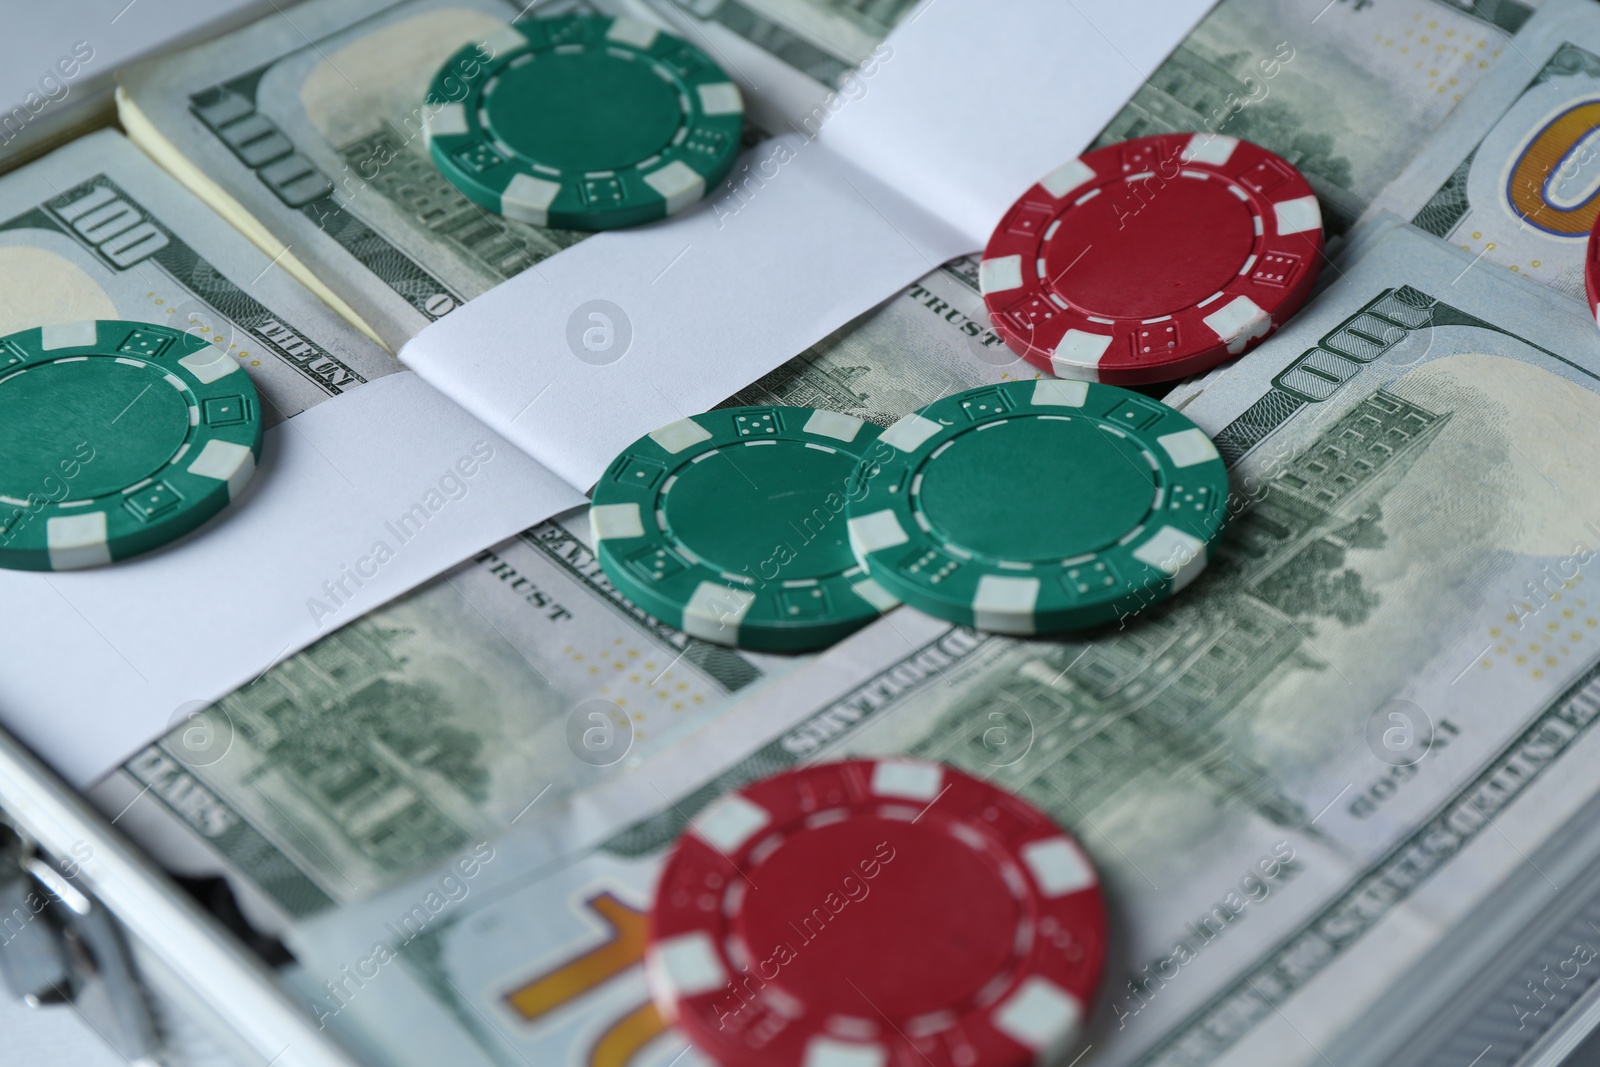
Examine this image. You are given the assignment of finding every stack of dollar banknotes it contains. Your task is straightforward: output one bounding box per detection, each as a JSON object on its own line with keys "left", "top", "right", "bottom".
{"left": 14, "top": 0, "right": 1600, "bottom": 1064}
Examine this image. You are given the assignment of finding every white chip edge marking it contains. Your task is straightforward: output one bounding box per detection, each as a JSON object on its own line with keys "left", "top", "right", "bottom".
{"left": 992, "top": 976, "right": 1083, "bottom": 1057}
{"left": 188, "top": 440, "right": 256, "bottom": 500}
{"left": 178, "top": 347, "right": 241, "bottom": 384}
{"left": 848, "top": 510, "right": 909, "bottom": 557}
{"left": 682, "top": 581, "right": 754, "bottom": 642}
{"left": 1031, "top": 380, "right": 1090, "bottom": 409}
{"left": 979, "top": 255, "right": 1024, "bottom": 295}
{"left": 47, "top": 512, "right": 111, "bottom": 570}
{"left": 1156, "top": 427, "right": 1220, "bottom": 469}
{"left": 850, "top": 576, "right": 900, "bottom": 612}
{"left": 691, "top": 792, "right": 771, "bottom": 852}
{"left": 1132, "top": 526, "right": 1208, "bottom": 590}
{"left": 500, "top": 173, "right": 561, "bottom": 226}
{"left": 645, "top": 161, "right": 705, "bottom": 215}
{"left": 1052, "top": 329, "right": 1113, "bottom": 375}
{"left": 41, "top": 321, "right": 98, "bottom": 350}
{"left": 698, "top": 82, "right": 743, "bottom": 116}
{"left": 425, "top": 102, "right": 468, "bottom": 141}
{"left": 1202, "top": 295, "right": 1272, "bottom": 355}
{"left": 1021, "top": 837, "right": 1097, "bottom": 897}
{"left": 871, "top": 760, "right": 943, "bottom": 801}
{"left": 484, "top": 25, "right": 527, "bottom": 56}
{"left": 606, "top": 16, "right": 659, "bottom": 49}
{"left": 591, "top": 502, "right": 646, "bottom": 541}
{"left": 650, "top": 418, "right": 714, "bottom": 454}
{"left": 1273, "top": 194, "right": 1322, "bottom": 236}
{"left": 974, "top": 575, "right": 1040, "bottom": 634}
{"left": 1180, "top": 133, "right": 1239, "bottom": 167}
{"left": 645, "top": 931, "right": 727, "bottom": 1004}
{"left": 880, "top": 413, "right": 943, "bottom": 453}
{"left": 802, "top": 1037, "right": 888, "bottom": 1067}
{"left": 803, "top": 409, "right": 865, "bottom": 443}
{"left": 1040, "top": 157, "right": 1096, "bottom": 199}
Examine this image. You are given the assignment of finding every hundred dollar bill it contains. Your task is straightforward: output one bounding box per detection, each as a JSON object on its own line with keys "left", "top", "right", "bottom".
{"left": 0, "top": 128, "right": 393, "bottom": 422}
{"left": 1365, "top": 0, "right": 1600, "bottom": 302}
{"left": 1091, "top": 0, "right": 1546, "bottom": 237}
{"left": 89, "top": 253, "right": 1039, "bottom": 921}
{"left": 283, "top": 222, "right": 1600, "bottom": 1067}
{"left": 116, "top": 0, "right": 628, "bottom": 351}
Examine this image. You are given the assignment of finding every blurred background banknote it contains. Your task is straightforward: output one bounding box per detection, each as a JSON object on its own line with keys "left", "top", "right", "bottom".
{"left": 1367, "top": 0, "right": 1600, "bottom": 302}
{"left": 278, "top": 220, "right": 1600, "bottom": 1067}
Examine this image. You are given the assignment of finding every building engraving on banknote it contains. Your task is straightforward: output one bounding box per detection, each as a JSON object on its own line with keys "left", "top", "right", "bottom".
{"left": 122, "top": 520, "right": 791, "bottom": 914}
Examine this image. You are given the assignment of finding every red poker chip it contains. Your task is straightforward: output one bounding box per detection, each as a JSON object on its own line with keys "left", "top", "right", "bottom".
{"left": 1586, "top": 214, "right": 1600, "bottom": 329}
{"left": 980, "top": 133, "right": 1324, "bottom": 386}
{"left": 645, "top": 759, "right": 1106, "bottom": 1067}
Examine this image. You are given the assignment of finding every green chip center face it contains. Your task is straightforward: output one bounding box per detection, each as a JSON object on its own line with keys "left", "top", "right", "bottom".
{"left": 0, "top": 359, "right": 188, "bottom": 501}
{"left": 488, "top": 52, "right": 683, "bottom": 172}
{"left": 665, "top": 441, "right": 859, "bottom": 581}
{"left": 917, "top": 417, "right": 1155, "bottom": 561}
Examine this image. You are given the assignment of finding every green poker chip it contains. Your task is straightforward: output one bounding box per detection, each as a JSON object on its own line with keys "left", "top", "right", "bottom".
{"left": 424, "top": 15, "right": 744, "bottom": 231}
{"left": 846, "top": 381, "right": 1229, "bottom": 635}
{"left": 591, "top": 406, "right": 899, "bottom": 652}
{"left": 0, "top": 320, "right": 263, "bottom": 571}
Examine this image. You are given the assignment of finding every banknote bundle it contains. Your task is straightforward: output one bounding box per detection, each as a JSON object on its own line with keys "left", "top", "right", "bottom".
{"left": 9, "top": 0, "right": 1600, "bottom": 1064}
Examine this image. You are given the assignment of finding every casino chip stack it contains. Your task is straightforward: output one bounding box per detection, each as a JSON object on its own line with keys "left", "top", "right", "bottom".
{"left": 981, "top": 133, "right": 1324, "bottom": 385}
{"left": 590, "top": 406, "right": 898, "bottom": 651}
{"left": 425, "top": 15, "right": 744, "bottom": 230}
{"left": 0, "top": 320, "right": 263, "bottom": 571}
{"left": 846, "top": 381, "right": 1230, "bottom": 635}
{"left": 646, "top": 759, "right": 1106, "bottom": 1067}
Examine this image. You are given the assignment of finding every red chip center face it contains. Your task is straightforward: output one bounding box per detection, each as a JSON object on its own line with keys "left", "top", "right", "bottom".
{"left": 1046, "top": 176, "right": 1257, "bottom": 319}
{"left": 731, "top": 814, "right": 1022, "bottom": 1020}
